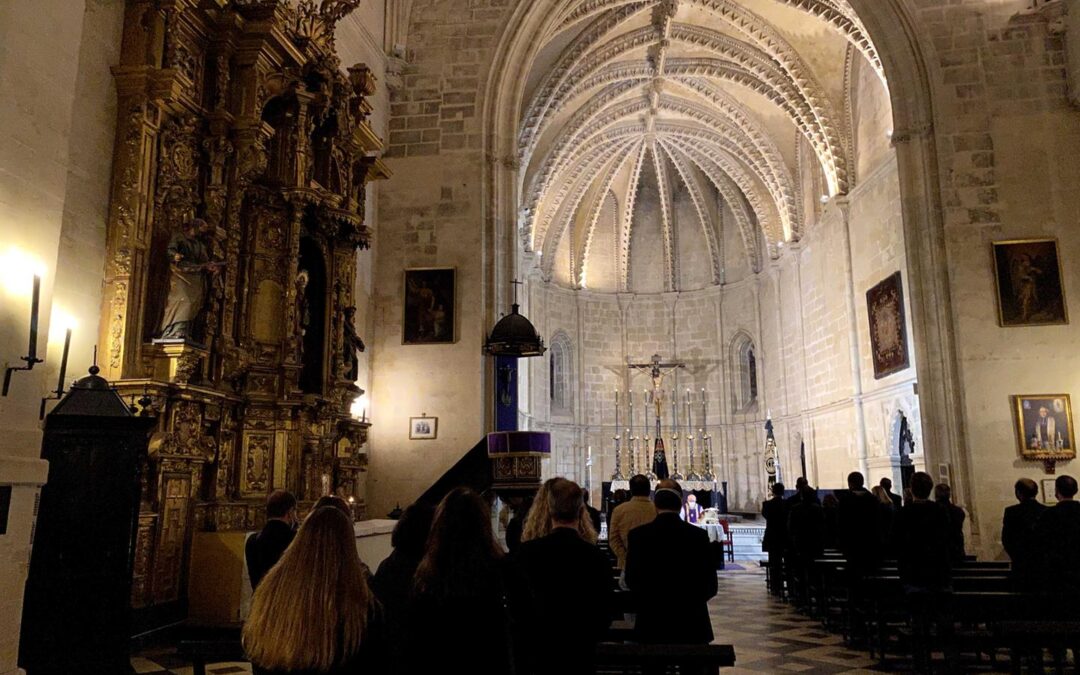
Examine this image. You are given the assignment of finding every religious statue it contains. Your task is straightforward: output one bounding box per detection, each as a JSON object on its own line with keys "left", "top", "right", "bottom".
{"left": 629, "top": 354, "right": 684, "bottom": 480}
{"left": 158, "top": 218, "right": 221, "bottom": 341}
{"left": 295, "top": 269, "right": 311, "bottom": 360}
{"left": 341, "top": 306, "right": 365, "bottom": 382}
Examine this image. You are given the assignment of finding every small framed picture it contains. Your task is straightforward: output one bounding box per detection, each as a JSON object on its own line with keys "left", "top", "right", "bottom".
{"left": 1013, "top": 394, "right": 1076, "bottom": 460}
{"left": 1042, "top": 478, "right": 1059, "bottom": 505}
{"left": 992, "top": 239, "right": 1068, "bottom": 327}
{"left": 403, "top": 268, "right": 456, "bottom": 344}
{"left": 409, "top": 416, "right": 438, "bottom": 440}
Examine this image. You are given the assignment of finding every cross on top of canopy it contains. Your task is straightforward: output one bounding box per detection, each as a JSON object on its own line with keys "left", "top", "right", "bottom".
{"left": 514, "top": 0, "right": 887, "bottom": 293}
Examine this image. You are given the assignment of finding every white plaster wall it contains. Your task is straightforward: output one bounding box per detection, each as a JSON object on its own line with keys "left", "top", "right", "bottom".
{"left": 0, "top": 1, "right": 125, "bottom": 671}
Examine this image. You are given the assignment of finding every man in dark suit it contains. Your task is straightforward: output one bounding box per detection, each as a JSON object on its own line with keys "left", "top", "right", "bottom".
{"left": 516, "top": 478, "right": 614, "bottom": 675}
{"left": 880, "top": 476, "right": 903, "bottom": 511}
{"left": 1001, "top": 478, "right": 1046, "bottom": 590}
{"left": 245, "top": 490, "right": 298, "bottom": 589}
{"left": 934, "top": 483, "right": 966, "bottom": 563}
{"left": 1034, "top": 475, "right": 1080, "bottom": 595}
{"left": 625, "top": 479, "right": 718, "bottom": 651}
{"left": 761, "top": 482, "right": 788, "bottom": 596}
{"left": 893, "top": 472, "right": 952, "bottom": 591}
{"left": 838, "top": 472, "right": 881, "bottom": 577}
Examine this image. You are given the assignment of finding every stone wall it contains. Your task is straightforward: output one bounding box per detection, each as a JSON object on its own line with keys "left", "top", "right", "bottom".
{"left": 0, "top": 2, "right": 125, "bottom": 671}
{"left": 369, "top": 0, "right": 1080, "bottom": 562}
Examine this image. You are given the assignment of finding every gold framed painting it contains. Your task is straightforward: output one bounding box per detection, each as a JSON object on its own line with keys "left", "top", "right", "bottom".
{"left": 403, "top": 267, "right": 456, "bottom": 345}
{"left": 409, "top": 416, "right": 438, "bottom": 440}
{"left": 1013, "top": 394, "right": 1076, "bottom": 460}
{"left": 992, "top": 238, "right": 1068, "bottom": 327}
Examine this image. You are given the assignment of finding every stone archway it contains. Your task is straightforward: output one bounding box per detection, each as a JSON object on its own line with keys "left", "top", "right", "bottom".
{"left": 481, "top": 0, "right": 971, "bottom": 511}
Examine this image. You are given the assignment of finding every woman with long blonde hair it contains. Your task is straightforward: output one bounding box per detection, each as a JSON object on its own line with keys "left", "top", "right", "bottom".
{"left": 521, "top": 477, "right": 598, "bottom": 544}
{"left": 243, "top": 506, "right": 383, "bottom": 674}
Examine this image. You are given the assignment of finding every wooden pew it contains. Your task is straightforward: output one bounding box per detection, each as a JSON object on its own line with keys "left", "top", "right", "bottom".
{"left": 594, "top": 643, "right": 736, "bottom": 674}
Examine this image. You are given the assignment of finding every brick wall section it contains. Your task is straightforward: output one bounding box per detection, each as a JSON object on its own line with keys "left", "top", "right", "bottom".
{"left": 386, "top": 0, "right": 508, "bottom": 157}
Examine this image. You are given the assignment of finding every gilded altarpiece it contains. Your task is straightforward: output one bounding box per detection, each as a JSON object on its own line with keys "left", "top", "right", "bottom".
{"left": 100, "top": 0, "right": 388, "bottom": 628}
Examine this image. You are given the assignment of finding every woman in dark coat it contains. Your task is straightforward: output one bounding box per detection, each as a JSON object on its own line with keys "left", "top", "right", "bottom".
{"left": 400, "top": 487, "right": 534, "bottom": 675}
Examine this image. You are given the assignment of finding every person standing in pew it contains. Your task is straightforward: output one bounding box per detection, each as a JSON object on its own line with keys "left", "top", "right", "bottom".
{"left": 880, "top": 476, "right": 903, "bottom": 511}
{"left": 787, "top": 485, "right": 826, "bottom": 605}
{"left": 245, "top": 490, "right": 298, "bottom": 590}
{"left": 515, "top": 478, "right": 614, "bottom": 675}
{"left": 893, "top": 472, "right": 953, "bottom": 672}
{"left": 1034, "top": 475, "right": 1080, "bottom": 595}
{"left": 625, "top": 479, "right": 717, "bottom": 675}
{"left": 934, "top": 483, "right": 967, "bottom": 563}
{"left": 762, "top": 482, "right": 789, "bottom": 597}
{"left": 1001, "top": 478, "right": 1046, "bottom": 590}
{"left": 609, "top": 474, "right": 657, "bottom": 570}
{"left": 892, "top": 472, "right": 952, "bottom": 591}
{"left": 583, "top": 488, "right": 603, "bottom": 534}
{"left": 838, "top": 472, "right": 882, "bottom": 578}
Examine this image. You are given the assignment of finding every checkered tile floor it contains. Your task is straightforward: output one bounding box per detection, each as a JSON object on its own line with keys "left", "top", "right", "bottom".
{"left": 131, "top": 567, "right": 898, "bottom": 674}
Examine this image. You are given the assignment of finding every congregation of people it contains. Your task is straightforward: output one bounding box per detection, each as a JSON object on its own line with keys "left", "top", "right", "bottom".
{"left": 240, "top": 474, "right": 718, "bottom": 675}
{"left": 760, "top": 470, "right": 1080, "bottom": 669}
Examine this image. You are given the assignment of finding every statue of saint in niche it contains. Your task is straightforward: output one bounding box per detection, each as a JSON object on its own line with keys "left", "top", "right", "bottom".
{"left": 341, "top": 306, "right": 366, "bottom": 382}
{"left": 295, "top": 269, "right": 311, "bottom": 360}
{"left": 158, "top": 218, "right": 221, "bottom": 341}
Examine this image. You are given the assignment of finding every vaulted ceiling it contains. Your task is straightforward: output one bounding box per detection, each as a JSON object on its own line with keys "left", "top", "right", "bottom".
{"left": 517, "top": 0, "right": 887, "bottom": 293}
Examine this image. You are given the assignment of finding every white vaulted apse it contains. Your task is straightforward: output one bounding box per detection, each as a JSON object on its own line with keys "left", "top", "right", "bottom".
{"left": 517, "top": 0, "right": 885, "bottom": 293}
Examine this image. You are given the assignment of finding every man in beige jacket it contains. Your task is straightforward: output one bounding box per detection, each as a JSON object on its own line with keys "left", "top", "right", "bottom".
{"left": 609, "top": 474, "right": 657, "bottom": 568}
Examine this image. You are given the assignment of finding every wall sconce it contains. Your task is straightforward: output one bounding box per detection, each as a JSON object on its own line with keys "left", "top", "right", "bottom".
{"left": 3, "top": 273, "right": 43, "bottom": 396}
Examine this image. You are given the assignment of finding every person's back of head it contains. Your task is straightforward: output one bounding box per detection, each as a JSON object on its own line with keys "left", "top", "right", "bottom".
{"left": 1056, "top": 475, "right": 1079, "bottom": 501}
{"left": 314, "top": 494, "right": 352, "bottom": 518}
{"left": 910, "top": 471, "right": 934, "bottom": 501}
{"left": 391, "top": 502, "right": 436, "bottom": 559}
{"left": 847, "top": 472, "right": 865, "bottom": 490}
{"left": 799, "top": 484, "right": 818, "bottom": 504}
{"left": 871, "top": 485, "right": 892, "bottom": 506}
{"left": 880, "top": 476, "right": 893, "bottom": 492}
{"left": 654, "top": 479, "right": 683, "bottom": 512}
{"left": 771, "top": 482, "right": 785, "bottom": 498}
{"left": 266, "top": 489, "right": 297, "bottom": 520}
{"left": 933, "top": 483, "right": 952, "bottom": 504}
{"left": 1015, "top": 478, "right": 1039, "bottom": 502}
{"left": 549, "top": 478, "right": 584, "bottom": 525}
{"left": 244, "top": 506, "right": 372, "bottom": 672}
{"left": 629, "top": 474, "right": 651, "bottom": 497}
{"left": 521, "top": 478, "right": 558, "bottom": 542}
{"left": 795, "top": 477, "right": 808, "bottom": 491}
{"left": 415, "top": 487, "right": 502, "bottom": 599}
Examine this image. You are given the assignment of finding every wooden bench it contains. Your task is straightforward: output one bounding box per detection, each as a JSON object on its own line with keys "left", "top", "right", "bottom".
{"left": 178, "top": 640, "right": 247, "bottom": 675}
{"left": 595, "top": 642, "right": 736, "bottom": 673}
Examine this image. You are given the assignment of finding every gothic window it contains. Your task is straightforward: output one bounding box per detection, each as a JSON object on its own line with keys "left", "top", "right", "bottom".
{"left": 550, "top": 332, "right": 572, "bottom": 414}
{"left": 733, "top": 334, "right": 758, "bottom": 411}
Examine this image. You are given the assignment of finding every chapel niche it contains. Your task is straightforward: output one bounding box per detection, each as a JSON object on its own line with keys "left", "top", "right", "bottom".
{"left": 98, "top": 0, "right": 389, "bottom": 631}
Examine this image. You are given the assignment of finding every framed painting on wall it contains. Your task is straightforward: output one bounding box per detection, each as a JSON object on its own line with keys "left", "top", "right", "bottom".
{"left": 866, "top": 271, "right": 910, "bottom": 379}
{"left": 403, "top": 268, "right": 455, "bottom": 344}
{"left": 1013, "top": 394, "right": 1076, "bottom": 460}
{"left": 992, "top": 238, "right": 1068, "bottom": 327}
{"left": 409, "top": 416, "right": 438, "bottom": 440}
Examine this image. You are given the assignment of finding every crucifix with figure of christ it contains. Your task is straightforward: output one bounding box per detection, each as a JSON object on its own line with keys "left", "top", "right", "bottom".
{"left": 627, "top": 354, "right": 685, "bottom": 479}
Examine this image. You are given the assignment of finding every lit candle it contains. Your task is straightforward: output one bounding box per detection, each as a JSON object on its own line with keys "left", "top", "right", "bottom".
{"left": 56, "top": 328, "right": 71, "bottom": 395}
{"left": 28, "top": 274, "right": 40, "bottom": 360}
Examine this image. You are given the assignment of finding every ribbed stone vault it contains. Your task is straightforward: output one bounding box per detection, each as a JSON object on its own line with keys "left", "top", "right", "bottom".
{"left": 519, "top": 0, "right": 884, "bottom": 292}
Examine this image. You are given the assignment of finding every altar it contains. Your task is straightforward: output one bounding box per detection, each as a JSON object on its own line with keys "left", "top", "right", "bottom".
{"left": 607, "top": 354, "right": 718, "bottom": 485}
